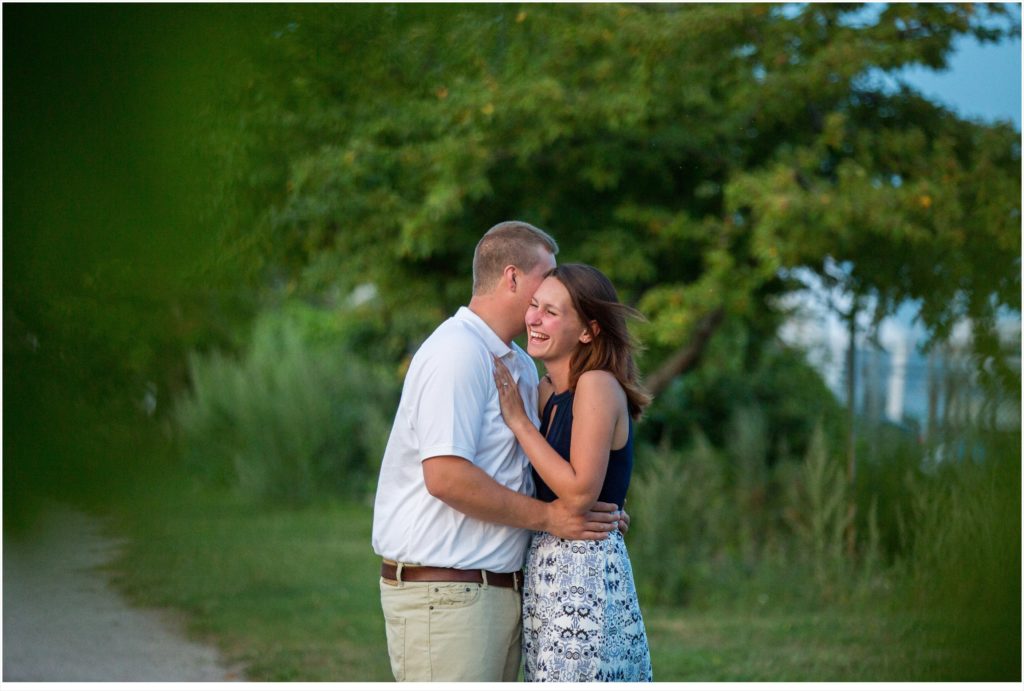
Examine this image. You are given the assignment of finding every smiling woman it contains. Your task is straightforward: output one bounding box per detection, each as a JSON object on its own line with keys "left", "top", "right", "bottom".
{"left": 524, "top": 277, "right": 587, "bottom": 362}
{"left": 492, "top": 263, "right": 653, "bottom": 682}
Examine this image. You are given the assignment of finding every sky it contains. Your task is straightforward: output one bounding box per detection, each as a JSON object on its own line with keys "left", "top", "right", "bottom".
{"left": 898, "top": 24, "right": 1022, "bottom": 130}
{"left": 825, "top": 1, "right": 1022, "bottom": 128}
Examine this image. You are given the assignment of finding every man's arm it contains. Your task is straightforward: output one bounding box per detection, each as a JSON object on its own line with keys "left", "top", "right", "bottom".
{"left": 422, "top": 456, "right": 620, "bottom": 540}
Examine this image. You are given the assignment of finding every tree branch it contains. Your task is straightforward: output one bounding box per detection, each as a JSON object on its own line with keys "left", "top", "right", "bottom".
{"left": 645, "top": 307, "right": 725, "bottom": 398}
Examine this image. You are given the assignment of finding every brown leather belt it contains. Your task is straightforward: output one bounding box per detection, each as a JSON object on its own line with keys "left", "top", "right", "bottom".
{"left": 381, "top": 561, "right": 522, "bottom": 590}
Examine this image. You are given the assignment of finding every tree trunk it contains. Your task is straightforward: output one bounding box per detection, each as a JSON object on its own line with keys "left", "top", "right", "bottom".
{"left": 844, "top": 303, "right": 858, "bottom": 558}
{"left": 926, "top": 349, "right": 938, "bottom": 442}
{"left": 644, "top": 307, "right": 725, "bottom": 398}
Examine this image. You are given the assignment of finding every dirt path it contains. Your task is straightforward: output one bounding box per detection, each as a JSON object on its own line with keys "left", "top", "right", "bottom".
{"left": 3, "top": 505, "right": 243, "bottom": 682}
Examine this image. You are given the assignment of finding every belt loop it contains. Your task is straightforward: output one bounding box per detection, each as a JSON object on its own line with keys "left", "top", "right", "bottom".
{"left": 513, "top": 571, "right": 520, "bottom": 592}
{"left": 480, "top": 569, "right": 489, "bottom": 589}
{"left": 396, "top": 562, "right": 405, "bottom": 585}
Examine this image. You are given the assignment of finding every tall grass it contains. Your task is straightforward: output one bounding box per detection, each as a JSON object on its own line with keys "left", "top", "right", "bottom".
{"left": 725, "top": 406, "right": 770, "bottom": 565}
{"left": 627, "top": 406, "right": 1020, "bottom": 679}
{"left": 174, "top": 306, "right": 397, "bottom": 505}
{"left": 782, "top": 423, "right": 853, "bottom": 597}
{"left": 630, "top": 435, "right": 719, "bottom": 607}
{"left": 626, "top": 405, "right": 1019, "bottom": 646}
{"left": 898, "top": 442, "right": 1021, "bottom": 679}
{"left": 631, "top": 407, "right": 812, "bottom": 609}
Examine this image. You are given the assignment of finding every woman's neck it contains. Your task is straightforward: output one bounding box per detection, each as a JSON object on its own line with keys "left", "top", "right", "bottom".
{"left": 544, "top": 358, "right": 572, "bottom": 394}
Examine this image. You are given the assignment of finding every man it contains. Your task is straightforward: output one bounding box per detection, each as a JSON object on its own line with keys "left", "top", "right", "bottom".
{"left": 372, "top": 221, "right": 624, "bottom": 682}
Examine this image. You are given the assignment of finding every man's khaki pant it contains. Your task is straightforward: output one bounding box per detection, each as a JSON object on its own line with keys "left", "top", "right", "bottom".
{"left": 380, "top": 576, "right": 522, "bottom": 681}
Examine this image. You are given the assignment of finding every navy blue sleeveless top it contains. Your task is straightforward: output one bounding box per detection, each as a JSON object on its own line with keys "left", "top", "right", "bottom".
{"left": 534, "top": 387, "right": 634, "bottom": 509}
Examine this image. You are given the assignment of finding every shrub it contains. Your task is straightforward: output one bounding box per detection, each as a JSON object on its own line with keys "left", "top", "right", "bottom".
{"left": 642, "top": 338, "right": 843, "bottom": 464}
{"left": 174, "top": 304, "right": 398, "bottom": 505}
{"left": 853, "top": 418, "right": 927, "bottom": 560}
{"left": 630, "top": 436, "right": 722, "bottom": 607}
{"left": 630, "top": 415, "right": 791, "bottom": 610}
{"left": 724, "top": 405, "right": 770, "bottom": 564}
{"left": 630, "top": 411, "right": 883, "bottom": 610}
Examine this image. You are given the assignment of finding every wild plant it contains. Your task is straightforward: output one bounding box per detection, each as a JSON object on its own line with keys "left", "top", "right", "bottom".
{"left": 174, "top": 306, "right": 397, "bottom": 505}
{"left": 783, "top": 423, "right": 852, "bottom": 598}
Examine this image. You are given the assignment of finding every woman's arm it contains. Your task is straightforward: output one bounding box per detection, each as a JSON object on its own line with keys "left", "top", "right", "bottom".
{"left": 494, "top": 360, "right": 622, "bottom": 513}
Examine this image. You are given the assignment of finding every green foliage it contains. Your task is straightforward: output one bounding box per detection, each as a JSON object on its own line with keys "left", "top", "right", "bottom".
{"left": 851, "top": 419, "right": 928, "bottom": 560}
{"left": 6, "top": 4, "right": 1019, "bottom": 517}
{"left": 630, "top": 398, "right": 1020, "bottom": 679}
{"left": 630, "top": 437, "right": 720, "bottom": 607}
{"left": 783, "top": 424, "right": 853, "bottom": 595}
{"left": 5, "top": 6, "right": 1019, "bottom": 676}
{"left": 630, "top": 402, "right": 1020, "bottom": 611}
{"left": 642, "top": 331, "right": 844, "bottom": 460}
{"left": 897, "top": 445, "right": 1022, "bottom": 679}
{"left": 4, "top": 5, "right": 263, "bottom": 514}
{"left": 631, "top": 410, "right": 819, "bottom": 610}
{"left": 726, "top": 406, "right": 770, "bottom": 564}
{"left": 175, "top": 304, "right": 398, "bottom": 505}
{"left": 229, "top": 3, "right": 1017, "bottom": 384}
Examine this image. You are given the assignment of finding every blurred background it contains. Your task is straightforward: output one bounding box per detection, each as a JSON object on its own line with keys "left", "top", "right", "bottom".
{"left": 4, "top": 3, "right": 1021, "bottom": 682}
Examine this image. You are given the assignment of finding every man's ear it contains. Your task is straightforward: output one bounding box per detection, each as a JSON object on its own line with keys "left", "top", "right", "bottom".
{"left": 503, "top": 265, "right": 518, "bottom": 292}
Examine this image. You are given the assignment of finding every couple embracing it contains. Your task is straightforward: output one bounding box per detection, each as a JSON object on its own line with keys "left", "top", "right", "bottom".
{"left": 371, "top": 221, "right": 653, "bottom": 682}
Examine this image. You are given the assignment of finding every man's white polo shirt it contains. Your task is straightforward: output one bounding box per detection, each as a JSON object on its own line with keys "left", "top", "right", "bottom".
{"left": 372, "top": 306, "right": 539, "bottom": 573}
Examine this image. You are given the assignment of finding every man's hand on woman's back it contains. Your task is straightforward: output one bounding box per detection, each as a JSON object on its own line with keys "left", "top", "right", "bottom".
{"left": 544, "top": 499, "right": 624, "bottom": 540}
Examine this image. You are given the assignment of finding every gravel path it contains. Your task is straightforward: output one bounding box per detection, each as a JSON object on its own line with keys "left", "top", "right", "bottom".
{"left": 3, "top": 505, "right": 243, "bottom": 682}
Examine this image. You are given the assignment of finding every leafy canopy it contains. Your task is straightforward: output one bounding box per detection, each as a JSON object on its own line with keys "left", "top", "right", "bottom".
{"left": 222, "top": 4, "right": 1022, "bottom": 383}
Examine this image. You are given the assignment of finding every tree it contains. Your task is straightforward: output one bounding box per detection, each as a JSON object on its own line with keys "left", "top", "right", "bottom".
{"left": 228, "top": 3, "right": 1018, "bottom": 394}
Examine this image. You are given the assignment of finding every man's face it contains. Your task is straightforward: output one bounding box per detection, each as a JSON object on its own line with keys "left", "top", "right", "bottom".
{"left": 514, "top": 247, "right": 557, "bottom": 324}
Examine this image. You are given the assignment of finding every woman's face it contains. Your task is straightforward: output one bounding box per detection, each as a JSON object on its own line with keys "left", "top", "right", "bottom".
{"left": 525, "top": 276, "right": 590, "bottom": 362}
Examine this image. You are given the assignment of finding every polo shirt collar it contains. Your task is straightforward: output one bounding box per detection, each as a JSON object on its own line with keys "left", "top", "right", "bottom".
{"left": 455, "top": 306, "right": 513, "bottom": 358}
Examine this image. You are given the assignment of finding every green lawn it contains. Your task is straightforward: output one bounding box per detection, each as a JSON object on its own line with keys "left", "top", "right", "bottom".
{"left": 105, "top": 481, "right": 392, "bottom": 681}
{"left": 103, "top": 477, "right": 1008, "bottom": 681}
{"left": 647, "top": 607, "right": 954, "bottom": 681}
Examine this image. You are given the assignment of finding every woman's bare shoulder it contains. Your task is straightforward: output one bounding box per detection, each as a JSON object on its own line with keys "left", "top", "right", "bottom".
{"left": 575, "top": 370, "right": 625, "bottom": 407}
{"left": 577, "top": 369, "right": 619, "bottom": 389}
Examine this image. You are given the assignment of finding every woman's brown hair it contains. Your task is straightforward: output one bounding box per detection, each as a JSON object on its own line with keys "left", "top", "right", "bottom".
{"left": 548, "top": 263, "right": 652, "bottom": 419}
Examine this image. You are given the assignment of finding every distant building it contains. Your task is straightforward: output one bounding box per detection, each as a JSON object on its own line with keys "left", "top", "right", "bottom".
{"left": 780, "top": 295, "right": 1021, "bottom": 439}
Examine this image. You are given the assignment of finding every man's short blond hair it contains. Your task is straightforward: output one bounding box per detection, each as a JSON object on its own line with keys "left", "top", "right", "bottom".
{"left": 472, "top": 221, "right": 559, "bottom": 295}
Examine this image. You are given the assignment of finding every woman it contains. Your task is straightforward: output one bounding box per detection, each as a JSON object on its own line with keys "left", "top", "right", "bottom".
{"left": 492, "top": 263, "right": 653, "bottom": 682}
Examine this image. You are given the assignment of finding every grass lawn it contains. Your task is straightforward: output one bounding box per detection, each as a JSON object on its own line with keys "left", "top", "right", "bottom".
{"left": 105, "top": 479, "right": 392, "bottom": 681}
{"left": 647, "top": 607, "right": 958, "bottom": 681}
{"left": 103, "top": 475, "right": 1012, "bottom": 681}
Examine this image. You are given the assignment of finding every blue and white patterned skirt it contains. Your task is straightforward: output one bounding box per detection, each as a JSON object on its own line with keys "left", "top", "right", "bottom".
{"left": 522, "top": 530, "right": 653, "bottom": 682}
